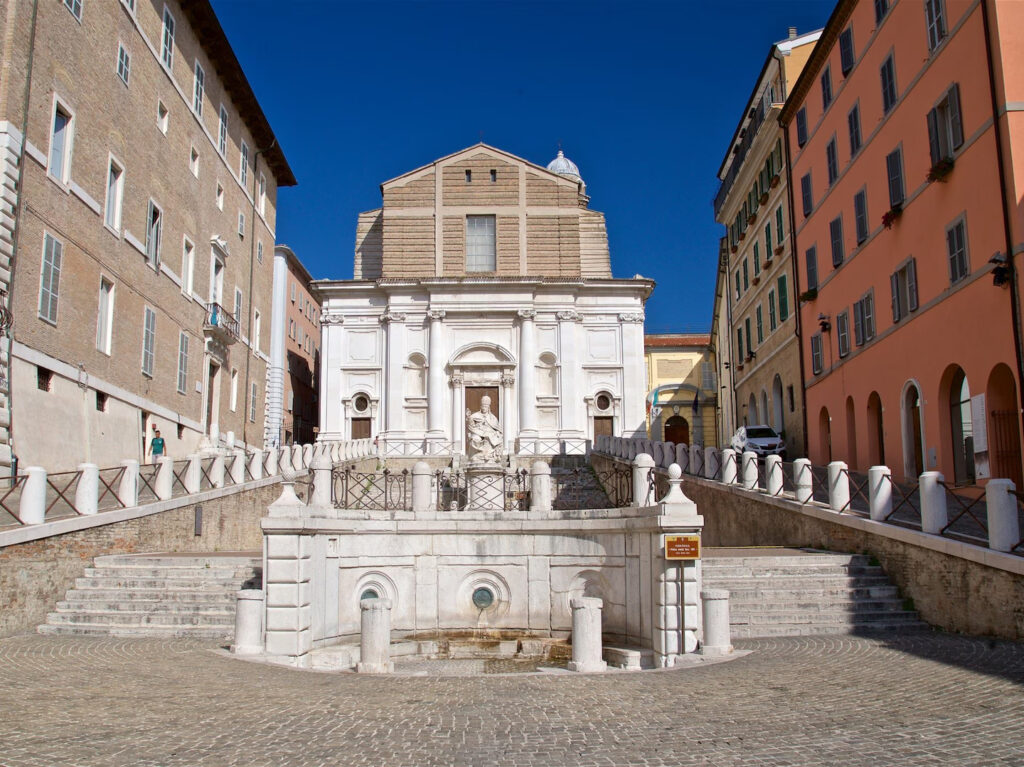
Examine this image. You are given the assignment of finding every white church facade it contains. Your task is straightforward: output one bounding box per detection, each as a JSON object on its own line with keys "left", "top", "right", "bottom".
{"left": 316, "top": 145, "right": 653, "bottom": 457}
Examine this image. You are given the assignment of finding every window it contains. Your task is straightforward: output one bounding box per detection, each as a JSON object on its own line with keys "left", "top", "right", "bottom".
{"left": 287, "top": 389, "right": 294, "bottom": 412}
{"left": 742, "top": 259, "right": 749, "bottom": 291}
{"left": 778, "top": 274, "right": 789, "bottom": 321}
{"left": 745, "top": 317, "right": 753, "bottom": 354}
{"left": 257, "top": 241, "right": 264, "bottom": 264}
{"left": 104, "top": 157, "right": 124, "bottom": 232}
{"left": 886, "top": 148, "right": 905, "bottom": 208}
{"left": 96, "top": 391, "right": 107, "bottom": 412}
{"left": 238, "top": 211, "right": 246, "bottom": 238}
{"left": 947, "top": 216, "right": 969, "bottom": 283}
{"left": 466, "top": 215, "right": 496, "bottom": 272}
{"left": 890, "top": 258, "right": 919, "bottom": 323}
{"left": 805, "top": 247, "right": 819, "bottom": 291}
{"left": 764, "top": 222, "right": 772, "bottom": 255}
{"left": 465, "top": 169, "right": 472, "bottom": 183}
{"left": 233, "top": 287, "right": 243, "bottom": 322}
{"left": 734, "top": 270, "right": 741, "bottom": 300}
{"left": 800, "top": 173, "right": 812, "bottom": 217}
{"left": 775, "top": 205, "right": 784, "bottom": 247}
{"left": 811, "top": 334, "right": 824, "bottom": 374}
{"left": 736, "top": 328, "right": 744, "bottom": 361}
{"left": 49, "top": 102, "right": 73, "bottom": 184}
{"left": 218, "top": 105, "right": 228, "bottom": 155}
{"left": 216, "top": 183, "right": 224, "bottom": 210}
{"left": 925, "top": 0, "right": 947, "bottom": 50}
{"left": 837, "top": 310, "right": 850, "bottom": 358}
{"left": 141, "top": 307, "right": 156, "bottom": 377}
{"left": 768, "top": 289, "right": 777, "bottom": 331}
{"left": 161, "top": 6, "right": 175, "bottom": 68}
{"left": 253, "top": 310, "right": 262, "bottom": 353}
{"left": 290, "top": 282, "right": 296, "bottom": 302}
{"left": 848, "top": 104, "right": 862, "bottom": 156}
{"left": 117, "top": 44, "right": 131, "bottom": 86}
{"left": 192, "top": 62, "right": 204, "bottom": 116}
{"left": 753, "top": 243, "right": 760, "bottom": 276}
{"left": 756, "top": 305, "right": 764, "bottom": 344}
{"left": 830, "top": 216, "right": 845, "bottom": 267}
{"left": 796, "top": 108, "right": 808, "bottom": 147}
{"left": 288, "top": 318, "right": 295, "bottom": 339}
{"left": 122, "top": 0, "right": 135, "bottom": 11}
{"left": 157, "top": 100, "right": 168, "bottom": 134}
{"left": 874, "top": 0, "right": 889, "bottom": 24}
{"left": 189, "top": 146, "right": 199, "bottom": 177}
{"left": 96, "top": 278, "right": 114, "bottom": 354}
{"left": 249, "top": 383, "right": 257, "bottom": 422}
{"left": 854, "top": 189, "right": 869, "bottom": 245}
{"left": 258, "top": 174, "right": 266, "bottom": 216}
{"left": 64, "top": 0, "right": 82, "bottom": 20}
{"left": 839, "top": 28, "right": 855, "bottom": 75}
{"left": 927, "top": 84, "right": 964, "bottom": 165}
{"left": 821, "top": 67, "right": 833, "bottom": 111}
{"left": 145, "top": 200, "right": 162, "bottom": 268}
{"left": 240, "top": 141, "right": 249, "bottom": 186}
{"left": 701, "top": 361, "right": 715, "bottom": 390}
{"left": 880, "top": 55, "right": 897, "bottom": 114}
{"left": 37, "top": 367, "right": 52, "bottom": 392}
{"left": 39, "top": 233, "right": 62, "bottom": 325}
{"left": 854, "top": 290, "right": 875, "bottom": 346}
{"left": 177, "top": 332, "right": 189, "bottom": 394}
{"left": 181, "top": 237, "right": 194, "bottom": 295}
{"left": 826, "top": 137, "right": 839, "bottom": 186}
{"left": 230, "top": 369, "right": 238, "bottom": 411}
{"left": 490, "top": 169, "right": 497, "bottom": 183}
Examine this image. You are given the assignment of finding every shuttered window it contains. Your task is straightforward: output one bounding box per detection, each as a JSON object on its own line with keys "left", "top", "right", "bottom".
{"left": 800, "top": 173, "right": 813, "bottom": 217}
{"left": 811, "top": 334, "right": 824, "bottom": 374}
{"left": 886, "top": 148, "right": 905, "bottom": 208}
{"left": 925, "top": 0, "right": 947, "bottom": 50}
{"left": 177, "top": 332, "right": 189, "bottom": 394}
{"left": 39, "top": 233, "right": 63, "bottom": 324}
{"left": 830, "top": 216, "right": 845, "bottom": 267}
{"left": 854, "top": 189, "right": 869, "bottom": 244}
{"left": 796, "top": 108, "right": 808, "bottom": 147}
{"left": 837, "top": 311, "right": 850, "bottom": 358}
{"left": 805, "top": 247, "right": 818, "bottom": 290}
{"left": 926, "top": 84, "right": 964, "bottom": 165}
{"left": 839, "top": 28, "right": 855, "bottom": 75}
{"left": 142, "top": 307, "right": 156, "bottom": 377}
{"left": 848, "top": 104, "right": 862, "bottom": 156}
{"left": 854, "top": 291, "right": 875, "bottom": 346}
{"left": 946, "top": 217, "right": 968, "bottom": 283}
{"left": 826, "top": 137, "right": 839, "bottom": 186}
{"left": 881, "top": 55, "right": 897, "bottom": 114}
{"left": 890, "top": 258, "right": 918, "bottom": 323}
{"left": 756, "top": 305, "right": 764, "bottom": 343}
{"left": 821, "top": 67, "right": 833, "bottom": 111}
{"left": 777, "top": 274, "right": 789, "bottom": 321}
{"left": 768, "top": 289, "right": 777, "bottom": 331}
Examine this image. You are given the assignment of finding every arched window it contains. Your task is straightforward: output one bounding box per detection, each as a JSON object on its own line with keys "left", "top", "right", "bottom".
{"left": 987, "top": 363, "right": 1022, "bottom": 487}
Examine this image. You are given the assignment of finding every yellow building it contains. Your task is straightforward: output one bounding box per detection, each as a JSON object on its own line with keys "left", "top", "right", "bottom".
{"left": 644, "top": 334, "right": 717, "bottom": 447}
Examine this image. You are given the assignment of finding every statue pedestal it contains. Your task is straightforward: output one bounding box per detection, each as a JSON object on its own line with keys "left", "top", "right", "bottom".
{"left": 465, "top": 465, "right": 506, "bottom": 511}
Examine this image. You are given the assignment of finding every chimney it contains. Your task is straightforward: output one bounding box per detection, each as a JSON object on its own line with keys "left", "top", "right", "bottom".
{"left": 788, "top": 26, "right": 797, "bottom": 39}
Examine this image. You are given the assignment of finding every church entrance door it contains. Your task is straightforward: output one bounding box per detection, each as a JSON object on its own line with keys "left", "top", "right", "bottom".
{"left": 594, "top": 416, "right": 614, "bottom": 442}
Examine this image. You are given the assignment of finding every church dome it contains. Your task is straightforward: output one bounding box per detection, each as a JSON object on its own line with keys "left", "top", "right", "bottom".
{"left": 546, "top": 150, "right": 582, "bottom": 183}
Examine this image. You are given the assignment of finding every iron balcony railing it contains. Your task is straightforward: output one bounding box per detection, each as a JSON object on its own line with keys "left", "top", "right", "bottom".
{"left": 204, "top": 302, "right": 240, "bottom": 343}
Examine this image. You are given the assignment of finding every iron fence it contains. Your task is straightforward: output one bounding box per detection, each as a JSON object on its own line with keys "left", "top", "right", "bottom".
{"left": 434, "top": 470, "right": 529, "bottom": 512}
{"left": 938, "top": 481, "right": 988, "bottom": 542}
{"left": 333, "top": 468, "right": 409, "bottom": 510}
{"left": 1011, "top": 490, "right": 1024, "bottom": 553}
{"left": 593, "top": 464, "right": 634, "bottom": 507}
{"left": 837, "top": 468, "right": 871, "bottom": 515}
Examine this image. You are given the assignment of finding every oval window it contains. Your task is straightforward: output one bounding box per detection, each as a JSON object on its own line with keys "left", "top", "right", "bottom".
{"left": 596, "top": 393, "right": 611, "bottom": 411}
{"left": 354, "top": 395, "right": 369, "bottom": 413}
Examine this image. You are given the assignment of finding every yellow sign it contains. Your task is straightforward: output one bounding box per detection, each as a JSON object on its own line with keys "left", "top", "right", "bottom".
{"left": 664, "top": 534, "right": 701, "bottom": 560}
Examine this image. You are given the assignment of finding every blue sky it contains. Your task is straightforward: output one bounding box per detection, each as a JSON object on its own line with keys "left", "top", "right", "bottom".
{"left": 212, "top": 0, "right": 832, "bottom": 333}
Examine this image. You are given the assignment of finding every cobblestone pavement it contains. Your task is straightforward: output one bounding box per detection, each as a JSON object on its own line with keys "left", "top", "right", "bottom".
{"left": 1, "top": 631, "right": 1022, "bottom": 766}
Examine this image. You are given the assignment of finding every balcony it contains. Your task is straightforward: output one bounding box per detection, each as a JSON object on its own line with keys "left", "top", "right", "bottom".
{"left": 204, "top": 302, "right": 239, "bottom": 345}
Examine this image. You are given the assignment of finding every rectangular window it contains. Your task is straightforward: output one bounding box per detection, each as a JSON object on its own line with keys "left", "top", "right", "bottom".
{"left": 96, "top": 391, "right": 107, "bottom": 412}
{"left": 753, "top": 243, "right": 761, "bottom": 276}
{"left": 466, "top": 215, "right": 496, "bottom": 272}
{"left": 193, "top": 62, "right": 205, "bottom": 116}
{"left": 742, "top": 259, "right": 749, "bottom": 291}
{"left": 796, "top": 108, "right": 808, "bottom": 147}
{"left": 49, "top": 102, "right": 73, "bottom": 184}
{"left": 157, "top": 100, "right": 169, "bottom": 134}
{"left": 745, "top": 317, "right": 752, "bottom": 353}
{"left": 249, "top": 383, "right": 257, "bottom": 423}
{"left": 230, "top": 369, "right": 238, "bottom": 411}
{"left": 778, "top": 274, "right": 789, "bottom": 321}
{"left": 238, "top": 211, "right": 246, "bottom": 238}
{"left": 837, "top": 310, "right": 850, "bottom": 358}
{"left": 830, "top": 216, "right": 845, "bottom": 267}
{"left": 848, "top": 104, "right": 862, "bottom": 156}
{"left": 811, "top": 334, "right": 824, "bottom": 374}
{"left": 734, "top": 270, "right": 741, "bottom": 300}
{"left": 96, "top": 278, "right": 114, "bottom": 354}
{"left": 854, "top": 189, "right": 869, "bottom": 244}
{"left": 886, "top": 148, "right": 905, "bottom": 208}
{"left": 146, "top": 200, "right": 162, "bottom": 268}
{"left": 38, "top": 367, "right": 52, "bottom": 392}
{"left": 890, "top": 258, "right": 919, "bottom": 323}
{"left": 839, "top": 27, "right": 855, "bottom": 75}
{"left": 64, "top": 0, "right": 82, "bottom": 20}
{"left": 881, "top": 55, "right": 897, "bottom": 114}
{"left": 258, "top": 174, "right": 266, "bottom": 216}
{"left": 775, "top": 205, "right": 784, "bottom": 247}
{"left": 141, "top": 307, "right": 156, "bottom": 377}
{"left": 756, "top": 305, "right": 764, "bottom": 344}
{"left": 104, "top": 157, "right": 124, "bottom": 232}
{"left": 826, "top": 137, "right": 839, "bottom": 186}
{"left": 806, "top": 246, "right": 819, "bottom": 290}
{"left": 927, "top": 84, "right": 964, "bottom": 165}
{"left": 182, "top": 237, "right": 194, "bottom": 295}
{"left": 854, "top": 290, "right": 875, "bottom": 346}
{"left": 291, "top": 282, "right": 296, "bottom": 302}
{"left": 240, "top": 141, "right": 249, "bottom": 186}
{"left": 764, "top": 222, "right": 772, "bottom": 255}
{"left": 800, "top": 173, "right": 813, "bottom": 217}
{"left": 117, "top": 44, "right": 131, "bottom": 86}
{"left": 821, "top": 66, "right": 833, "bottom": 111}
{"left": 736, "top": 328, "right": 744, "bottom": 362}
{"left": 189, "top": 146, "right": 199, "bottom": 177}
{"left": 177, "top": 332, "right": 189, "bottom": 394}
{"left": 233, "top": 287, "right": 243, "bottom": 322}
{"left": 161, "top": 6, "right": 175, "bottom": 69}
{"left": 874, "top": 0, "right": 889, "bottom": 24}
{"left": 216, "top": 182, "right": 224, "bottom": 210}
{"left": 925, "top": 0, "right": 947, "bottom": 51}
{"left": 218, "top": 105, "right": 228, "bottom": 155}
{"left": 768, "top": 289, "right": 777, "bottom": 331}
{"left": 465, "top": 169, "right": 472, "bottom": 183}
{"left": 39, "top": 233, "right": 63, "bottom": 324}
{"left": 253, "top": 310, "right": 262, "bottom": 353}
{"left": 947, "top": 216, "right": 969, "bottom": 283}
{"left": 490, "top": 169, "right": 497, "bottom": 183}
{"left": 257, "top": 241, "right": 264, "bottom": 264}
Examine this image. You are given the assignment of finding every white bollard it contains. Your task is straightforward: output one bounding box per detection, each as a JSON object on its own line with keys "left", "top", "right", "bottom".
{"left": 868, "top": 466, "right": 892, "bottom": 521}
{"left": 919, "top": 471, "right": 947, "bottom": 535}
{"left": 118, "top": 460, "right": 139, "bottom": 507}
{"left": 652, "top": 442, "right": 663, "bottom": 467}
{"left": 721, "top": 448, "right": 737, "bottom": 484}
{"left": 265, "top": 447, "right": 279, "bottom": 476}
{"left": 211, "top": 453, "right": 225, "bottom": 489}
{"left": 411, "top": 461, "right": 433, "bottom": 512}
{"left": 232, "top": 590, "right": 264, "bottom": 655}
{"left": 278, "top": 446, "right": 291, "bottom": 473}
{"left": 676, "top": 443, "right": 689, "bottom": 473}
{"left": 357, "top": 598, "right": 394, "bottom": 673}
{"left": 704, "top": 447, "right": 720, "bottom": 479}
{"left": 661, "top": 442, "right": 676, "bottom": 469}
{"left": 184, "top": 454, "right": 201, "bottom": 494}
{"left": 291, "top": 444, "right": 303, "bottom": 470}
{"left": 741, "top": 451, "right": 758, "bottom": 490}
{"left": 303, "top": 443, "right": 314, "bottom": 467}
{"left": 310, "top": 451, "right": 332, "bottom": 507}
{"left": 331, "top": 442, "right": 340, "bottom": 465}
{"left": 690, "top": 444, "right": 704, "bottom": 477}
{"left": 225, "top": 431, "right": 236, "bottom": 449}
{"left": 229, "top": 450, "right": 245, "bottom": 485}
{"left": 828, "top": 461, "right": 850, "bottom": 511}
{"left": 155, "top": 456, "right": 174, "bottom": 500}
{"left": 700, "top": 589, "right": 733, "bottom": 656}
{"left": 793, "top": 458, "right": 813, "bottom": 504}
{"left": 633, "top": 453, "right": 656, "bottom": 507}
{"left": 19, "top": 467, "right": 46, "bottom": 525}
{"left": 250, "top": 449, "right": 263, "bottom": 481}
{"left": 567, "top": 597, "right": 606, "bottom": 673}
{"left": 986, "top": 479, "right": 1020, "bottom": 552}
{"left": 764, "top": 454, "right": 783, "bottom": 496}
{"left": 75, "top": 463, "right": 99, "bottom": 515}
{"left": 530, "top": 461, "right": 552, "bottom": 512}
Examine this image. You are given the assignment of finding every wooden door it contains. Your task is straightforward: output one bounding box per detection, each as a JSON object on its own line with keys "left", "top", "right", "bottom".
{"left": 351, "top": 418, "right": 371, "bottom": 439}
{"left": 664, "top": 415, "right": 689, "bottom": 445}
{"left": 594, "top": 416, "right": 614, "bottom": 441}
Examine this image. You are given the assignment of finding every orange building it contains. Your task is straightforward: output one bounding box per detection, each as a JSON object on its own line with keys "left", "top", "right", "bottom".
{"left": 780, "top": 0, "right": 1024, "bottom": 487}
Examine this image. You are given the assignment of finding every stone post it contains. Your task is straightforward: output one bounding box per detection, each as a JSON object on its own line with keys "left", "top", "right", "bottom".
{"left": 250, "top": 449, "right": 264, "bottom": 481}
{"left": 705, "top": 447, "right": 720, "bottom": 479}
{"left": 764, "top": 454, "right": 783, "bottom": 496}
{"left": 291, "top": 444, "right": 303, "bottom": 470}
{"left": 793, "top": 458, "right": 813, "bottom": 504}
{"left": 827, "top": 461, "right": 850, "bottom": 511}
{"left": 310, "top": 451, "right": 333, "bottom": 507}
{"left": 740, "top": 451, "right": 758, "bottom": 490}
{"left": 529, "top": 461, "right": 552, "bottom": 512}
{"left": 278, "top": 445, "right": 291, "bottom": 473}
{"left": 652, "top": 442, "right": 663, "bottom": 467}
{"left": 633, "top": 453, "right": 656, "bottom": 507}
{"left": 986, "top": 478, "right": 1020, "bottom": 552}
{"left": 567, "top": 597, "right": 606, "bottom": 673}
{"left": 700, "top": 589, "right": 733, "bottom": 656}
{"left": 517, "top": 309, "right": 537, "bottom": 442}
{"left": 721, "top": 448, "right": 737, "bottom": 484}
{"left": 155, "top": 456, "right": 174, "bottom": 500}
{"left": 330, "top": 442, "right": 340, "bottom": 465}
{"left": 919, "top": 471, "right": 947, "bottom": 535}
{"left": 75, "top": 463, "right": 99, "bottom": 516}
{"left": 676, "top": 443, "right": 689, "bottom": 474}
{"left": 690, "top": 444, "right": 703, "bottom": 477}
{"left": 19, "top": 467, "right": 46, "bottom": 525}
{"left": 263, "top": 529, "right": 312, "bottom": 666}
{"left": 662, "top": 442, "right": 676, "bottom": 469}
{"left": 357, "top": 598, "right": 394, "bottom": 674}
{"left": 265, "top": 447, "right": 279, "bottom": 476}
{"left": 118, "top": 460, "right": 139, "bottom": 507}
{"left": 411, "top": 460, "right": 433, "bottom": 512}
{"left": 868, "top": 466, "right": 892, "bottom": 521}
{"left": 184, "top": 454, "right": 201, "bottom": 494}
{"left": 232, "top": 590, "right": 264, "bottom": 655}
{"left": 229, "top": 450, "right": 245, "bottom": 485}
{"left": 303, "top": 443, "right": 313, "bottom": 468}
{"left": 210, "top": 453, "right": 225, "bottom": 489}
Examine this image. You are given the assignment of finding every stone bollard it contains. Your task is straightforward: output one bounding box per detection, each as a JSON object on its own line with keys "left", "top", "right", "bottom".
{"left": 278, "top": 446, "right": 291, "bottom": 473}
{"left": 310, "top": 451, "right": 333, "bottom": 507}
{"left": 633, "top": 453, "right": 656, "bottom": 507}
{"left": 567, "top": 597, "right": 606, "bottom": 673}
{"left": 661, "top": 442, "right": 676, "bottom": 468}
{"left": 827, "top": 461, "right": 850, "bottom": 511}
{"left": 184, "top": 454, "right": 201, "bottom": 493}
{"left": 652, "top": 442, "right": 663, "bottom": 467}
{"left": 412, "top": 461, "right": 433, "bottom": 512}
{"left": 250, "top": 449, "right": 264, "bottom": 481}
{"left": 229, "top": 450, "right": 245, "bottom": 485}
{"left": 265, "top": 447, "right": 279, "bottom": 476}
{"left": 721, "top": 448, "right": 737, "bottom": 484}
{"left": 331, "top": 442, "right": 341, "bottom": 465}
{"left": 986, "top": 479, "right": 1021, "bottom": 552}
{"left": 658, "top": 463, "right": 691, "bottom": 504}
{"left": 690, "top": 444, "right": 704, "bottom": 477}
{"left": 19, "top": 467, "right": 46, "bottom": 525}
{"left": 75, "top": 463, "right": 99, "bottom": 515}
{"left": 357, "top": 598, "right": 394, "bottom": 674}
{"left": 793, "top": 458, "right": 813, "bottom": 504}
{"left": 118, "top": 460, "right": 139, "bottom": 507}
{"left": 155, "top": 456, "right": 174, "bottom": 500}
{"left": 303, "top": 443, "right": 314, "bottom": 468}
{"left": 764, "top": 454, "right": 783, "bottom": 496}
{"left": 291, "top": 444, "right": 303, "bottom": 470}
{"left": 225, "top": 431, "right": 236, "bottom": 450}
{"left": 919, "top": 471, "right": 947, "bottom": 535}
{"left": 530, "top": 461, "right": 552, "bottom": 512}
{"left": 741, "top": 451, "right": 758, "bottom": 490}
{"left": 700, "top": 589, "right": 733, "bottom": 656}
{"left": 704, "top": 447, "right": 720, "bottom": 479}
{"left": 676, "top": 443, "right": 689, "bottom": 473}
{"left": 868, "top": 466, "right": 892, "bottom": 521}
{"left": 232, "top": 590, "right": 264, "bottom": 655}
{"left": 210, "top": 453, "right": 226, "bottom": 489}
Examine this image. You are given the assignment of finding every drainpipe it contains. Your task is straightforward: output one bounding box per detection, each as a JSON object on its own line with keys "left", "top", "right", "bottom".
{"left": 782, "top": 120, "right": 809, "bottom": 459}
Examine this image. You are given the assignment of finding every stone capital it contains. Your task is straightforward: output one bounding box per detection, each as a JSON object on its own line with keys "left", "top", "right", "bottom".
{"left": 379, "top": 310, "right": 407, "bottom": 324}
{"left": 321, "top": 313, "right": 344, "bottom": 325}
{"left": 427, "top": 308, "right": 447, "bottom": 321}
{"left": 618, "top": 312, "right": 645, "bottom": 324}
{"left": 500, "top": 372, "right": 515, "bottom": 387}
{"left": 449, "top": 372, "right": 464, "bottom": 387}
{"left": 517, "top": 309, "right": 536, "bottom": 320}
{"left": 556, "top": 310, "right": 581, "bottom": 322}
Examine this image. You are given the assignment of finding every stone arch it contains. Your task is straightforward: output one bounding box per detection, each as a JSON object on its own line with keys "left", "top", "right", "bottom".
{"left": 901, "top": 379, "right": 926, "bottom": 479}
{"left": 818, "top": 407, "right": 832, "bottom": 463}
{"left": 665, "top": 415, "right": 689, "bottom": 445}
{"left": 939, "top": 363, "right": 974, "bottom": 486}
{"left": 772, "top": 375, "right": 784, "bottom": 434}
{"left": 866, "top": 391, "right": 885, "bottom": 467}
{"left": 986, "top": 363, "right": 1022, "bottom": 487}
{"left": 449, "top": 341, "right": 515, "bottom": 367}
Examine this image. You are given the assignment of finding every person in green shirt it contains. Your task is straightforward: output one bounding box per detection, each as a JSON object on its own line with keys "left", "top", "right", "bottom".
{"left": 148, "top": 429, "right": 166, "bottom": 462}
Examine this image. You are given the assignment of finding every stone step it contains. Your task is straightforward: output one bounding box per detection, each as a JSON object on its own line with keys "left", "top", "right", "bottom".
{"left": 45, "top": 610, "right": 235, "bottom": 627}
{"left": 704, "top": 554, "right": 870, "bottom": 566}
{"left": 37, "top": 623, "right": 232, "bottom": 639}
{"left": 56, "top": 600, "right": 235, "bottom": 614}
{"left": 727, "top": 598, "right": 908, "bottom": 613}
{"left": 701, "top": 564, "right": 884, "bottom": 578}
{"left": 712, "top": 585, "right": 900, "bottom": 600}
{"left": 60, "top": 588, "right": 240, "bottom": 603}
{"left": 83, "top": 566, "right": 255, "bottom": 579}
{"left": 94, "top": 554, "right": 259, "bottom": 568}
{"left": 74, "top": 576, "right": 248, "bottom": 590}
{"left": 736, "top": 609, "right": 921, "bottom": 626}
{"left": 730, "top": 622, "right": 929, "bottom": 638}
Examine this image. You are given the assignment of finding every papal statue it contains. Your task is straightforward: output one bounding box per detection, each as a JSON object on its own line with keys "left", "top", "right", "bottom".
{"left": 466, "top": 395, "right": 503, "bottom": 464}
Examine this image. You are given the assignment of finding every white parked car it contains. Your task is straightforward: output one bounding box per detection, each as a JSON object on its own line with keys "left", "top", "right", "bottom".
{"left": 736, "top": 425, "right": 787, "bottom": 459}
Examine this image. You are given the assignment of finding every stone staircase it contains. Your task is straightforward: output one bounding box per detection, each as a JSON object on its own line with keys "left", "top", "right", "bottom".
{"left": 702, "top": 549, "right": 928, "bottom": 638}
{"left": 552, "top": 464, "right": 615, "bottom": 509}
{"left": 38, "top": 553, "right": 261, "bottom": 639}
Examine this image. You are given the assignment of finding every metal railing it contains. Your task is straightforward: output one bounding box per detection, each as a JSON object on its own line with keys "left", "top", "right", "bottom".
{"left": 332, "top": 468, "right": 409, "bottom": 511}
{"left": 204, "top": 302, "right": 240, "bottom": 341}
{"left": 939, "top": 480, "right": 988, "bottom": 542}
{"left": 433, "top": 470, "right": 529, "bottom": 512}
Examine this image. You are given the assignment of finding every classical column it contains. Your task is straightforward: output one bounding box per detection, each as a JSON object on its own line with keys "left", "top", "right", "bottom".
{"left": 619, "top": 312, "right": 646, "bottom": 438}
{"left": 381, "top": 310, "right": 406, "bottom": 436}
{"left": 450, "top": 372, "right": 464, "bottom": 453}
{"left": 264, "top": 246, "right": 290, "bottom": 448}
{"left": 427, "top": 309, "right": 446, "bottom": 437}
{"left": 501, "top": 372, "right": 515, "bottom": 451}
{"left": 518, "top": 309, "right": 537, "bottom": 440}
{"left": 557, "top": 310, "right": 583, "bottom": 438}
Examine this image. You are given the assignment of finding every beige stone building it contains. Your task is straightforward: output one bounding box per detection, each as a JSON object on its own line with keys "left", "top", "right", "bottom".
{"left": 644, "top": 334, "right": 717, "bottom": 448}
{"left": 713, "top": 28, "right": 819, "bottom": 457}
{"left": 0, "top": 0, "right": 295, "bottom": 472}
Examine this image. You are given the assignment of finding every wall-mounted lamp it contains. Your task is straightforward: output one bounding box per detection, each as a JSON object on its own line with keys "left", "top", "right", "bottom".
{"left": 818, "top": 313, "right": 832, "bottom": 333}
{"left": 990, "top": 252, "right": 1009, "bottom": 287}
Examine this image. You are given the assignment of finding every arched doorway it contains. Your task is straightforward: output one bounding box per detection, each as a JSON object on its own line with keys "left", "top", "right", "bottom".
{"left": 665, "top": 415, "right": 690, "bottom": 445}
{"left": 761, "top": 391, "right": 769, "bottom": 427}
{"left": 772, "top": 375, "right": 784, "bottom": 434}
{"left": 987, "top": 363, "right": 1022, "bottom": 487}
{"left": 846, "top": 396, "right": 858, "bottom": 470}
{"left": 902, "top": 382, "right": 925, "bottom": 479}
{"left": 866, "top": 391, "right": 885, "bottom": 467}
{"left": 747, "top": 393, "right": 758, "bottom": 425}
{"left": 819, "top": 407, "right": 832, "bottom": 463}
{"left": 947, "top": 367, "right": 975, "bottom": 486}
